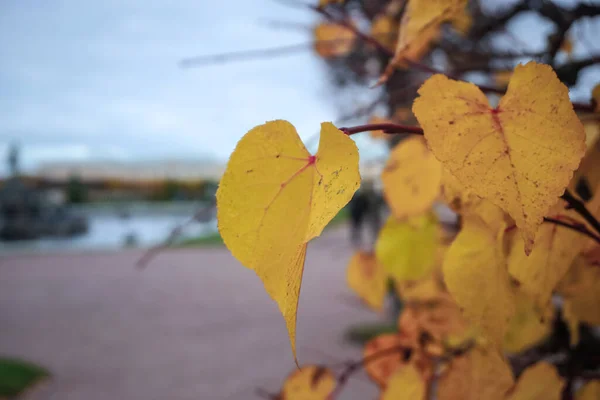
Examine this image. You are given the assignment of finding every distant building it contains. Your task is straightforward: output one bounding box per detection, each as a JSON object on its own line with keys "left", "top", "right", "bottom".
{"left": 34, "top": 160, "right": 226, "bottom": 182}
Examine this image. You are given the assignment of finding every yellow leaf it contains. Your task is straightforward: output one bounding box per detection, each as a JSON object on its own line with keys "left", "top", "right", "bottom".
{"left": 438, "top": 347, "right": 513, "bottom": 400}
{"left": 382, "top": 136, "right": 442, "bottom": 219}
{"left": 217, "top": 120, "right": 360, "bottom": 361}
{"left": 507, "top": 362, "right": 564, "bottom": 400}
{"left": 593, "top": 83, "right": 600, "bottom": 112}
{"left": 346, "top": 251, "right": 388, "bottom": 311}
{"left": 440, "top": 167, "right": 477, "bottom": 212}
{"left": 380, "top": 0, "right": 466, "bottom": 82}
{"left": 508, "top": 201, "right": 586, "bottom": 310}
{"left": 314, "top": 22, "right": 355, "bottom": 58}
{"left": 443, "top": 205, "right": 515, "bottom": 347}
{"left": 413, "top": 62, "right": 586, "bottom": 253}
{"left": 504, "top": 291, "right": 553, "bottom": 353}
{"left": 557, "top": 255, "right": 600, "bottom": 345}
{"left": 576, "top": 380, "right": 600, "bottom": 400}
{"left": 563, "top": 269, "right": 600, "bottom": 326}
{"left": 371, "top": 14, "right": 398, "bottom": 51}
{"left": 364, "top": 334, "right": 406, "bottom": 387}
{"left": 375, "top": 214, "right": 438, "bottom": 282}
{"left": 368, "top": 115, "right": 392, "bottom": 140}
{"left": 280, "top": 365, "right": 336, "bottom": 400}
{"left": 380, "top": 364, "right": 425, "bottom": 400}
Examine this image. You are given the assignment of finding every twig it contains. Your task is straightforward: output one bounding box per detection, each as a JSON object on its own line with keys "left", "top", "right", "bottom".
{"left": 561, "top": 190, "right": 600, "bottom": 236}
{"left": 136, "top": 206, "right": 215, "bottom": 269}
{"left": 339, "top": 123, "right": 423, "bottom": 136}
{"left": 255, "top": 387, "right": 278, "bottom": 400}
{"left": 328, "top": 345, "right": 408, "bottom": 399}
{"left": 543, "top": 217, "right": 600, "bottom": 244}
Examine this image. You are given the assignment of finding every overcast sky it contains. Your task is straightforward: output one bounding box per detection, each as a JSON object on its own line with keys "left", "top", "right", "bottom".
{"left": 1, "top": 0, "right": 389, "bottom": 175}
{"left": 1, "top": 0, "right": 598, "bottom": 176}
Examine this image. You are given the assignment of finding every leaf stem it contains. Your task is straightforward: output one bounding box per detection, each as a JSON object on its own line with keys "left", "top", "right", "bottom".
{"left": 560, "top": 190, "right": 600, "bottom": 236}
{"left": 543, "top": 217, "right": 600, "bottom": 244}
{"left": 340, "top": 123, "right": 424, "bottom": 136}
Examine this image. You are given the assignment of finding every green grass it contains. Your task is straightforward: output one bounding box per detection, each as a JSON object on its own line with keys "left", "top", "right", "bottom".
{"left": 0, "top": 357, "right": 49, "bottom": 398}
{"left": 179, "top": 207, "right": 349, "bottom": 248}
{"left": 178, "top": 231, "right": 224, "bottom": 247}
{"left": 343, "top": 322, "right": 399, "bottom": 345}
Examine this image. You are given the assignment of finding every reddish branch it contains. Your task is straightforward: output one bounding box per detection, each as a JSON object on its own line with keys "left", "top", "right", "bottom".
{"left": 340, "top": 123, "right": 423, "bottom": 136}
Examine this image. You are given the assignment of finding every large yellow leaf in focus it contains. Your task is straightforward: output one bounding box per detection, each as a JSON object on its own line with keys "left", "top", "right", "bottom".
{"left": 375, "top": 214, "right": 438, "bottom": 282}
{"left": 443, "top": 205, "right": 515, "bottom": 347}
{"left": 414, "top": 62, "right": 586, "bottom": 253}
{"left": 382, "top": 136, "right": 442, "bottom": 219}
{"left": 507, "top": 362, "right": 564, "bottom": 400}
{"left": 380, "top": 0, "right": 466, "bottom": 82}
{"left": 438, "top": 347, "right": 513, "bottom": 400}
{"left": 380, "top": 364, "right": 425, "bottom": 400}
{"left": 364, "top": 334, "right": 406, "bottom": 387}
{"left": 346, "top": 251, "right": 388, "bottom": 311}
{"left": 508, "top": 201, "right": 586, "bottom": 310}
{"left": 217, "top": 120, "right": 360, "bottom": 361}
{"left": 440, "top": 167, "right": 478, "bottom": 212}
{"left": 314, "top": 22, "right": 355, "bottom": 58}
{"left": 504, "top": 291, "right": 553, "bottom": 353}
{"left": 576, "top": 380, "right": 600, "bottom": 400}
{"left": 280, "top": 365, "right": 336, "bottom": 400}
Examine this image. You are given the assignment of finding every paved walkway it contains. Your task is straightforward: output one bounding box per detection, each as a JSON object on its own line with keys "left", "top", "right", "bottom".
{"left": 0, "top": 227, "right": 382, "bottom": 400}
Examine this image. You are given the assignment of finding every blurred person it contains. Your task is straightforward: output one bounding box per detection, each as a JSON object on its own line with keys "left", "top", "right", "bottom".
{"left": 348, "top": 179, "right": 381, "bottom": 249}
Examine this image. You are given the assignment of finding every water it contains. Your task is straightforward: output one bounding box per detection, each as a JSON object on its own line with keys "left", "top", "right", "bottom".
{"left": 0, "top": 213, "right": 218, "bottom": 253}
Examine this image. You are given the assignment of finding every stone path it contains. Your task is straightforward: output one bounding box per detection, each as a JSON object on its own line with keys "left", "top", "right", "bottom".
{"left": 0, "top": 226, "right": 383, "bottom": 400}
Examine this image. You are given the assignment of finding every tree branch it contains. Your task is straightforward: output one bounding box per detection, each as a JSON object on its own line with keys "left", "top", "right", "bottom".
{"left": 311, "top": 2, "right": 595, "bottom": 111}
{"left": 543, "top": 217, "right": 600, "bottom": 245}
{"left": 340, "top": 123, "right": 423, "bottom": 136}
{"left": 561, "top": 190, "right": 600, "bottom": 237}
{"left": 328, "top": 345, "right": 409, "bottom": 399}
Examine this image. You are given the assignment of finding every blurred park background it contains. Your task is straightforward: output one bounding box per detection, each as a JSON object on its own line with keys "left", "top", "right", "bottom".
{"left": 1, "top": 0, "right": 599, "bottom": 399}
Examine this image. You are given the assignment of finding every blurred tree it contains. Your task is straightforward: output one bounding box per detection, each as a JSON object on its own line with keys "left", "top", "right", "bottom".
{"left": 66, "top": 175, "right": 88, "bottom": 204}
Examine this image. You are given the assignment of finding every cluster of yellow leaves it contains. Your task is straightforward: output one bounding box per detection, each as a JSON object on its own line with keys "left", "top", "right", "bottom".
{"left": 217, "top": 0, "right": 600, "bottom": 391}
{"left": 359, "top": 277, "right": 516, "bottom": 400}
{"left": 414, "top": 61, "right": 586, "bottom": 252}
